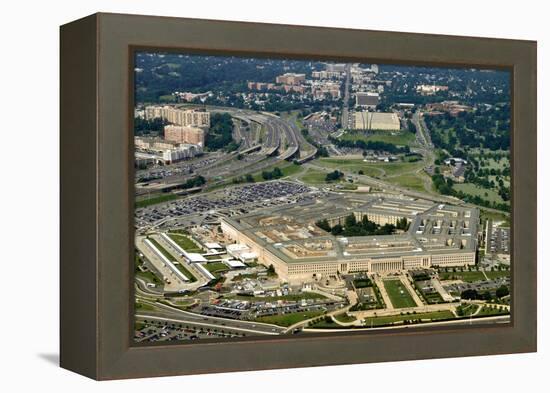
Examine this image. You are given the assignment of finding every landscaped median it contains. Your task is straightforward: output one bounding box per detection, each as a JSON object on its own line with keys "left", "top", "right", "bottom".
{"left": 147, "top": 237, "right": 197, "bottom": 282}
{"left": 255, "top": 310, "right": 325, "bottom": 327}
{"left": 166, "top": 232, "right": 202, "bottom": 253}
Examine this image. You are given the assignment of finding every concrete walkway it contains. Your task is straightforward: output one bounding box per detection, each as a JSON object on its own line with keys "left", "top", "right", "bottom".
{"left": 372, "top": 275, "right": 394, "bottom": 309}
{"left": 400, "top": 275, "right": 424, "bottom": 307}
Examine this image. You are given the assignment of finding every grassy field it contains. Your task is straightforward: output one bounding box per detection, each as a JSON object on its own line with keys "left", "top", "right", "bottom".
{"left": 456, "top": 303, "right": 479, "bottom": 316}
{"left": 256, "top": 310, "right": 325, "bottom": 327}
{"left": 453, "top": 183, "right": 505, "bottom": 204}
{"left": 300, "top": 169, "right": 331, "bottom": 184}
{"left": 341, "top": 130, "right": 417, "bottom": 146}
{"left": 439, "top": 270, "right": 509, "bottom": 282}
{"left": 480, "top": 210, "right": 511, "bottom": 226}
{"left": 174, "top": 262, "right": 197, "bottom": 282}
{"left": 334, "top": 313, "right": 357, "bottom": 323}
{"left": 383, "top": 279, "right": 417, "bottom": 309}
{"left": 419, "top": 289, "right": 443, "bottom": 304}
{"left": 363, "top": 310, "right": 455, "bottom": 326}
{"left": 387, "top": 173, "right": 427, "bottom": 192}
{"left": 148, "top": 237, "right": 197, "bottom": 282}
{"left": 148, "top": 238, "right": 176, "bottom": 260}
{"left": 167, "top": 233, "right": 202, "bottom": 252}
{"left": 251, "top": 162, "right": 304, "bottom": 182}
{"left": 204, "top": 262, "right": 229, "bottom": 274}
{"left": 135, "top": 301, "right": 156, "bottom": 312}
{"left": 477, "top": 305, "right": 510, "bottom": 316}
{"left": 136, "top": 270, "right": 163, "bottom": 285}
{"left": 136, "top": 193, "right": 178, "bottom": 208}
{"left": 316, "top": 158, "right": 424, "bottom": 178}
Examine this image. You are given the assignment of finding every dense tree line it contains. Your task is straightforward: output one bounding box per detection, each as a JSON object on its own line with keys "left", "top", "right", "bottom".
{"left": 134, "top": 117, "right": 168, "bottom": 135}
{"left": 181, "top": 175, "right": 206, "bottom": 189}
{"left": 261, "top": 167, "right": 283, "bottom": 180}
{"left": 325, "top": 170, "right": 344, "bottom": 182}
{"left": 316, "top": 214, "right": 408, "bottom": 237}
{"left": 329, "top": 137, "right": 410, "bottom": 154}
{"left": 135, "top": 53, "right": 319, "bottom": 102}
{"left": 205, "top": 112, "right": 238, "bottom": 151}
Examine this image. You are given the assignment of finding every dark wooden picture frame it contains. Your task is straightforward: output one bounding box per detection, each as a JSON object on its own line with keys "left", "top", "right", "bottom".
{"left": 60, "top": 12, "right": 537, "bottom": 380}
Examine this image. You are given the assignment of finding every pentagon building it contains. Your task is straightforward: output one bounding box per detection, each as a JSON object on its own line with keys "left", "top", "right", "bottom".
{"left": 220, "top": 193, "right": 479, "bottom": 283}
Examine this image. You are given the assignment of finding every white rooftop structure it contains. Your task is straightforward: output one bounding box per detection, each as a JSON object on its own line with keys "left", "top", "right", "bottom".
{"left": 225, "top": 259, "right": 246, "bottom": 268}
{"left": 205, "top": 242, "right": 223, "bottom": 249}
{"left": 186, "top": 253, "right": 207, "bottom": 263}
{"left": 227, "top": 243, "right": 250, "bottom": 252}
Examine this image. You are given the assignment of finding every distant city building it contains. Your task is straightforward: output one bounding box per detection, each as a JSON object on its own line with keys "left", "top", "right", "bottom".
{"left": 312, "top": 81, "right": 341, "bottom": 100}
{"left": 135, "top": 136, "right": 203, "bottom": 164}
{"left": 312, "top": 70, "right": 345, "bottom": 79}
{"left": 282, "top": 84, "right": 306, "bottom": 94}
{"left": 325, "top": 63, "right": 346, "bottom": 73}
{"left": 426, "top": 101, "right": 472, "bottom": 116}
{"left": 247, "top": 81, "right": 278, "bottom": 91}
{"left": 416, "top": 84, "right": 449, "bottom": 95}
{"left": 161, "top": 145, "right": 202, "bottom": 163}
{"left": 275, "top": 73, "right": 306, "bottom": 85}
{"left": 173, "top": 91, "right": 211, "bottom": 102}
{"left": 145, "top": 106, "right": 210, "bottom": 128}
{"left": 443, "top": 158, "right": 468, "bottom": 183}
{"left": 164, "top": 125, "right": 206, "bottom": 146}
{"left": 356, "top": 91, "right": 380, "bottom": 107}
{"left": 354, "top": 111, "right": 400, "bottom": 131}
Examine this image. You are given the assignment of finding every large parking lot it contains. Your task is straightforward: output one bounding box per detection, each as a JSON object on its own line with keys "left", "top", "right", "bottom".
{"left": 135, "top": 181, "right": 320, "bottom": 228}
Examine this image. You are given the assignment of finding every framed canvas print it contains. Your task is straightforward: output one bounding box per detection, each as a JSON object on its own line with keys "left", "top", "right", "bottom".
{"left": 60, "top": 13, "right": 537, "bottom": 380}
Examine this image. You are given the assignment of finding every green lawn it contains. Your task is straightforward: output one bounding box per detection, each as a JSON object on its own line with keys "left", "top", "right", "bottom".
{"left": 300, "top": 169, "right": 334, "bottom": 184}
{"left": 167, "top": 233, "right": 202, "bottom": 252}
{"left": 204, "top": 262, "right": 229, "bottom": 274}
{"left": 341, "top": 130, "right": 417, "bottom": 146}
{"left": 147, "top": 238, "right": 176, "bottom": 260}
{"left": 256, "top": 310, "right": 325, "bottom": 327}
{"left": 383, "top": 279, "right": 417, "bottom": 308}
{"left": 439, "top": 270, "right": 485, "bottom": 282}
{"left": 423, "top": 291, "right": 444, "bottom": 303}
{"left": 456, "top": 303, "right": 479, "bottom": 316}
{"left": 174, "top": 262, "right": 197, "bottom": 282}
{"left": 147, "top": 237, "right": 197, "bottom": 282}
{"left": 480, "top": 210, "right": 511, "bottom": 226}
{"left": 477, "top": 305, "right": 510, "bottom": 316}
{"left": 453, "top": 183, "right": 505, "bottom": 204}
{"left": 135, "top": 301, "right": 156, "bottom": 312}
{"left": 136, "top": 270, "right": 163, "bottom": 286}
{"left": 251, "top": 162, "right": 304, "bottom": 182}
{"left": 316, "top": 158, "right": 424, "bottom": 177}
{"left": 363, "top": 310, "right": 455, "bottom": 326}
{"left": 136, "top": 193, "right": 178, "bottom": 208}
{"left": 439, "top": 270, "right": 509, "bottom": 283}
{"left": 334, "top": 313, "right": 356, "bottom": 323}
{"left": 386, "top": 173, "right": 427, "bottom": 192}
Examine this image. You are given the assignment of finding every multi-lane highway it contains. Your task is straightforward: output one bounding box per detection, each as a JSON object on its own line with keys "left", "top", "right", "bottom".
{"left": 136, "top": 299, "right": 286, "bottom": 336}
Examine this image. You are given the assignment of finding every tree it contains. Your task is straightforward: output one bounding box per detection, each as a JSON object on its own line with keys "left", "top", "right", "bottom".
{"left": 316, "top": 219, "right": 331, "bottom": 232}
{"left": 331, "top": 224, "right": 343, "bottom": 236}
{"left": 344, "top": 214, "right": 357, "bottom": 228}
{"left": 496, "top": 285, "right": 509, "bottom": 298}
{"left": 461, "top": 289, "right": 479, "bottom": 300}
